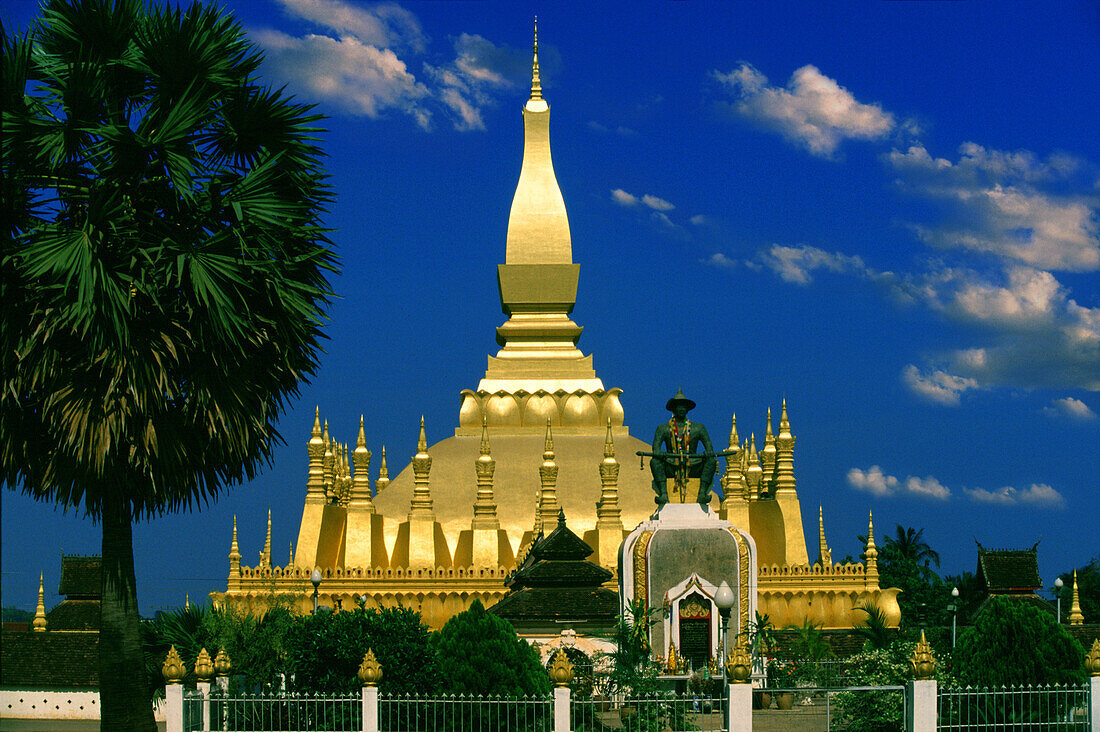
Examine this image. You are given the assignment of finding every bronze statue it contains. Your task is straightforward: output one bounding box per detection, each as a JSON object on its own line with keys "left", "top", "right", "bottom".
{"left": 647, "top": 389, "right": 717, "bottom": 507}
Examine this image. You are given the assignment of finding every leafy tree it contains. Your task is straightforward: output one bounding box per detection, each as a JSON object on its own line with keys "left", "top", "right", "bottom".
{"left": 2, "top": 1, "right": 334, "bottom": 727}
{"left": 433, "top": 600, "right": 549, "bottom": 697}
{"left": 953, "top": 596, "right": 1085, "bottom": 686}
{"left": 1, "top": 607, "right": 35, "bottom": 623}
{"left": 832, "top": 644, "right": 913, "bottom": 732}
{"left": 884, "top": 526, "right": 941, "bottom": 569}
{"left": 878, "top": 525, "right": 949, "bottom": 629}
{"left": 852, "top": 604, "right": 895, "bottom": 651}
{"left": 941, "top": 570, "right": 986, "bottom": 625}
{"left": 285, "top": 605, "right": 439, "bottom": 695}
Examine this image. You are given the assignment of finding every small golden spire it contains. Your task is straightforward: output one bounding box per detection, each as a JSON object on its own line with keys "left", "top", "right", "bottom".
{"left": 260, "top": 509, "right": 272, "bottom": 569}
{"left": 418, "top": 415, "right": 428, "bottom": 453}
{"left": 185, "top": 593, "right": 190, "bottom": 610}
{"left": 765, "top": 407, "right": 774, "bottom": 442}
{"left": 1069, "top": 570, "right": 1085, "bottom": 625}
{"left": 597, "top": 418, "right": 622, "bottom": 527}
{"left": 357, "top": 415, "right": 367, "bottom": 448}
{"left": 375, "top": 445, "right": 389, "bottom": 492}
{"left": 32, "top": 573, "right": 47, "bottom": 632}
{"left": 473, "top": 416, "right": 498, "bottom": 527}
{"left": 409, "top": 417, "right": 434, "bottom": 517}
{"left": 728, "top": 414, "right": 739, "bottom": 451}
{"left": 529, "top": 17, "right": 542, "bottom": 102}
{"left": 351, "top": 416, "right": 374, "bottom": 511}
{"left": 480, "top": 415, "right": 492, "bottom": 457}
{"left": 864, "top": 510, "right": 879, "bottom": 585}
{"left": 538, "top": 418, "right": 560, "bottom": 527}
{"left": 817, "top": 506, "right": 831, "bottom": 567}
{"left": 229, "top": 515, "right": 241, "bottom": 565}
{"left": 311, "top": 407, "right": 322, "bottom": 439}
{"left": 288, "top": 542, "right": 295, "bottom": 568}
{"left": 780, "top": 398, "right": 790, "bottom": 434}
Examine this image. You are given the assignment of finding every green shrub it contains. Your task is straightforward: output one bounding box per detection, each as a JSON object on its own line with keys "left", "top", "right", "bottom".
{"left": 953, "top": 596, "right": 1085, "bottom": 687}
{"left": 285, "top": 604, "right": 439, "bottom": 694}
{"left": 433, "top": 600, "right": 549, "bottom": 697}
{"left": 831, "top": 645, "right": 912, "bottom": 732}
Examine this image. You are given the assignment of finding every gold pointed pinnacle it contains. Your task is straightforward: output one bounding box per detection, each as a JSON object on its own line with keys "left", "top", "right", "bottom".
{"left": 357, "top": 415, "right": 366, "bottom": 448}
{"left": 230, "top": 515, "right": 239, "bottom": 554}
{"left": 33, "top": 573, "right": 47, "bottom": 632}
{"left": 543, "top": 418, "right": 555, "bottom": 457}
{"left": 728, "top": 414, "right": 738, "bottom": 449}
{"left": 765, "top": 407, "right": 773, "bottom": 438}
{"left": 780, "top": 398, "right": 790, "bottom": 430}
{"left": 322, "top": 419, "right": 329, "bottom": 444}
{"left": 480, "top": 416, "right": 491, "bottom": 456}
{"left": 417, "top": 415, "right": 427, "bottom": 453}
{"left": 529, "top": 17, "right": 543, "bottom": 101}
{"left": 604, "top": 417, "right": 615, "bottom": 458}
{"left": 311, "top": 407, "right": 322, "bottom": 438}
{"left": 379, "top": 446, "right": 388, "bottom": 478}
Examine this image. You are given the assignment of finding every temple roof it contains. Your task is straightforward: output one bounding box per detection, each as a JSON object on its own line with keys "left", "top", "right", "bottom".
{"left": 976, "top": 545, "right": 1041, "bottom": 593}
{"left": 532, "top": 510, "right": 596, "bottom": 561}
{"left": 57, "top": 556, "right": 101, "bottom": 599}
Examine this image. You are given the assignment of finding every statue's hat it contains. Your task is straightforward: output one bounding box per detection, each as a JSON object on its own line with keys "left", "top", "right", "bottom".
{"left": 665, "top": 388, "right": 696, "bottom": 412}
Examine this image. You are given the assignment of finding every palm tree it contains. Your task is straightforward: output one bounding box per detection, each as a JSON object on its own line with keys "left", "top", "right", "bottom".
{"left": 884, "top": 525, "right": 941, "bottom": 568}
{"left": 2, "top": 1, "right": 335, "bottom": 727}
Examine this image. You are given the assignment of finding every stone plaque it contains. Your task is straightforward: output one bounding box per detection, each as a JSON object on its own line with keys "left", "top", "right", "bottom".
{"left": 679, "top": 618, "right": 711, "bottom": 670}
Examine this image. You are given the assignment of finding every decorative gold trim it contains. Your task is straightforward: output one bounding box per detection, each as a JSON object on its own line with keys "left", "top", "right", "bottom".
{"left": 679, "top": 596, "right": 710, "bottom": 619}
{"left": 162, "top": 646, "right": 185, "bottom": 684}
{"left": 357, "top": 648, "right": 383, "bottom": 686}
{"left": 633, "top": 530, "right": 654, "bottom": 607}
{"left": 548, "top": 649, "right": 574, "bottom": 687}
{"left": 194, "top": 648, "right": 214, "bottom": 681}
{"left": 1085, "top": 639, "right": 1100, "bottom": 677}
{"left": 727, "top": 528, "right": 750, "bottom": 637}
{"left": 909, "top": 630, "right": 936, "bottom": 680}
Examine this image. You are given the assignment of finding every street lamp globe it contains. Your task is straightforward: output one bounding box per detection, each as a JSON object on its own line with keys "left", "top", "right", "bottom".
{"left": 715, "top": 581, "right": 735, "bottom": 613}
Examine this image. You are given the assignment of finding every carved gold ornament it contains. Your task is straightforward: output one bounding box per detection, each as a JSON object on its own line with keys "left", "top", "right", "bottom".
{"left": 194, "top": 648, "right": 214, "bottom": 681}
{"left": 214, "top": 647, "right": 232, "bottom": 677}
{"left": 666, "top": 641, "right": 679, "bottom": 674}
{"left": 357, "top": 648, "right": 383, "bottom": 686}
{"left": 909, "top": 630, "right": 936, "bottom": 680}
{"left": 633, "top": 531, "right": 654, "bottom": 606}
{"left": 1085, "top": 639, "right": 1100, "bottom": 677}
{"left": 162, "top": 646, "right": 186, "bottom": 684}
{"left": 725, "top": 638, "right": 752, "bottom": 683}
{"left": 680, "top": 597, "right": 710, "bottom": 619}
{"left": 548, "top": 649, "right": 574, "bottom": 687}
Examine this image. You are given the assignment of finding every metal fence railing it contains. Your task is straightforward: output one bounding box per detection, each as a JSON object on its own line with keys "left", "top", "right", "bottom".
{"left": 754, "top": 685, "right": 906, "bottom": 730}
{"left": 938, "top": 683, "right": 1090, "bottom": 731}
{"left": 182, "top": 688, "right": 362, "bottom": 731}
{"left": 571, "top": 693, "right": 725, "bottom": 732}
{"left": 378, "top": 693, "right": 552, "bottom": 732}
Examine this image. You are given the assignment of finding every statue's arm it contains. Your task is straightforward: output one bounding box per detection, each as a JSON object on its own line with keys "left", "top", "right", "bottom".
{"left": 652, "top": 425, "right": 668, "bottom": 453}
{"left": 698, "top": 425, "right": 715, "bottom": 454}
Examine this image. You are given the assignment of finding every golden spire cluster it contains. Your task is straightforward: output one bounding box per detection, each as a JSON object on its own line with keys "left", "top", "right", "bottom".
{"left": 715, "top": 402, "right": 797, "bottom": 502}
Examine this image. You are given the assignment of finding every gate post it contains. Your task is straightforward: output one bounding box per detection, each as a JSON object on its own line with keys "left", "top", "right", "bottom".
{"left": 548, "top": 649, "right": 574, "bottom": 732}
{"left": 361, "top": 686, "right": 379, "bottom": 732}
{"left": 162, "top": 646, "right": 185, "bottom": 732}
{"left": 727, "top": 683, "right": 752, "bottom": 731}
{"left": 906, "top": 679, "right": 937, "bottom": 732}
{"left": 1088, "top": 675, "right": 1098, "bottom": 731}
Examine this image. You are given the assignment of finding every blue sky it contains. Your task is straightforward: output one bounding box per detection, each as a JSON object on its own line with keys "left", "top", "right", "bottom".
{"left": 3, "top": 0, "right": 1098, "bottom": 615}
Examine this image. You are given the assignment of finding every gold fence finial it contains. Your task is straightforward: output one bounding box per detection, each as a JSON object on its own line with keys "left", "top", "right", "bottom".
{"left": 548, "top": 648, "right": 574, "bottom": 687}
{"left": 33, "top": 573, "right": 47, "bottom": 632}
{"left": 194, "top": 648, "right": 214, "bottom": 682}
{"left": 358, "top": 648, "right": 383, "bottom": 686}
{"left": 909, "top": 630, "right": 936, "bottom": 680}
{"left": 1084, "top": 639, "right": 1100, "bottom": 676}
{"left": 162, "top": 646, "right": 186, "bottom": 684}
{"left": 725, "top": 637, "right": 752, "bottom": 683}
{"left": 214, "top": 647, "right": 232, "bottom": 677}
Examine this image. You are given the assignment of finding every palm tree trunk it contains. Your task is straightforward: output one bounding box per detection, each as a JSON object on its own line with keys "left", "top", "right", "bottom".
{"left": 101, "top": 496, "right": 156, "bottom": 731}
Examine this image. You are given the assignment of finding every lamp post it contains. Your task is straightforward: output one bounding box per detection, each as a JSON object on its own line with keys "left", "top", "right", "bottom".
{"left": 950, "top": 587, "right": 959, "bottom": 648}
{"left": 1055, "top": 577, "right": 1064, "bottom": 622}
{"left": 311, "top": 569, "right": 322, "bottom": 614}
{"left": 714, "top": 581, "right": 735, "bottom": 670}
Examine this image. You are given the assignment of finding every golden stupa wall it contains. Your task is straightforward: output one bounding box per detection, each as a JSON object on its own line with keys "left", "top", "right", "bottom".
{"left": 210, "top": 29, "right": 901, "bottom": 631}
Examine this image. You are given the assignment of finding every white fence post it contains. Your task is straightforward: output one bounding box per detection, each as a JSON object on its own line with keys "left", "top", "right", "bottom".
{"left": 727, "top": 683, "right": 752, "bottom": 731}
{"left": 553, "top": 686, "right": 570, "bottom": 732}
{"left": 1089, "top": 676, "right": 1098, "bottom": 732}
{"left": 362, "top": 685, "right": 379, "bottom": 732}
{"left": 165, "top": 682, "right": 184, "bottom": 732}
{"left": 195, "top": 681, "right": 211, "bottom": 731}
{"left": 906, "top": 679, "right": 937, "bottom": 732}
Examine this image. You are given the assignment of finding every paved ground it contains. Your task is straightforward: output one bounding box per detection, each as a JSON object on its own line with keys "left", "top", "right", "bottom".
{"left": 753, "top": 707, "right": 830, "bottom": 731}
{"left": 0, "top": 722, "right": 165, "bottom": 731}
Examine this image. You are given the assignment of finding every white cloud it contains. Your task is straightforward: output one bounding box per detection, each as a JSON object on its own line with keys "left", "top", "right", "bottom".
{"left": 756, "top": 244, "right": 869, "bottom": 285}
{"left": 714, "top": 63, "right": 895, "bottom": 157}
{"left": 902, "top": 365, "right": 979, "bottom": 406}
{"left": 848, "top": 466, "right": 951, "bottom": 500}
{"left": 651, "top": 211, "right": 677, "bottom": 228}
{"left": 611, "top": 189, "right": 637, "bottom": 206}
{"left": 278, "top": 0, "right": 426, "bottom": 50}
{"left": 642, "top": 194, "right": 674, "bottom": 211}
{"left": 888, "top": 143, "right": 1100, "bottom": 272}
{"left": 704, "top": 253, "right": 737, "bottom": 268}
{"left": 1043, "top": 397, "right": 1097, "bottom": 420}
{"left": 254, "top": 29, "right": 430, "bottom": 125}
{"left": 847, "top": 466, "right": 899, "bottom": 497}
{"left": 905, "top": 476, "right": 951, "bottom": 500}
{"left": 964, "top": 483, "right": 1065, "bottom": 508}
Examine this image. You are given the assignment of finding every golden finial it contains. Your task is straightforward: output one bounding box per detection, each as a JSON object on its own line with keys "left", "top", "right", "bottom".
{"left": 261, "top": 509, "right": 272, "bottom": 568}
{"left": 185, "top": 593, "right": 190, "bottom": 610}
{"left": 322, "top": 419, "right": 330, "bottom": 445}
{"left": 417, "top": 415, "right": 427, "bottom": 453}
{"left": 780, "top": 398, "right": 790, "bottom": 433}
{"left": 357, "top": 415, "right": 367, "bottom": 448}
{"left": 375, "top": 446, "right": 390, "bottom": 492}
{"left": 1084, "top": 639, "right": 1100, "bottom": 676}
{"left": 818, "top": 506, "right": 831, "bottom": 567}
{"left": 32, "top": 573, "right": 47, "bottom": 632}
{"left": 548, "top": 648, "right": 574, "bottom": 687}
{"left": 410, "top": 417, "right": 434, "bottom": 516}
{"left": 357, "top": 648, "right": 383, "bottom": 686}
{"left": 765, "top": 407, "right": 774, "bottom": 441}
{"left": 748, "top": 433, "right": 758, "bottom": 462}
{"left": 162, "top": 646, "right": 186, "bottom": 684}
{"left": 311, "top": 407, "right": 322, "bottom": 439}
{"left": 1069, "top": 570, "right": 1085, "bottom": 625}
{"left": 865, "top": 510, "right": 879, "bottom": 583}
{"left": 213, "top": 648, "right": 232, "bottom": 677}
{"left": 229, "top": 515, "right": 241, "bottom": 565}
{"left": 543, "top": 417, "right": 555, "bottom": 458}
{"left": 480, "top": 415, "right": 491, "bottom": 457}
{"left": 727, "top": 414, "right": 739, "bottom": 451}
{"left": 909, "top": 630, "right": 936, "bottom": 680}
{"left": 725, "top": 637, "right": 752, "bottom": 683}
{"left": 529, "top": 17, "right": 543, "bottom": 102}
{"left": 194, "top": 648, "right": 214, "bottom": 682}
{"left": 288, "top": 542, "right": 295, "bottom": 568}
{"left": 666, "top": 641, "right": 680, "bottom": 674}
{"left": 603, "top": 417, "right": 615, "bottom": 458}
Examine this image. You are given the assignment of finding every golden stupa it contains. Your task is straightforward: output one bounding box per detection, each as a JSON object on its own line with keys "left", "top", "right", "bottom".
{"left": 212, "top": 27, "right": 901, "bottom": 630}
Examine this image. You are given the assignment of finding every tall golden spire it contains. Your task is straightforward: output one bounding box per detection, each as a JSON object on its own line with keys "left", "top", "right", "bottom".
{"left": 597, "top": 418, "right": 622, "bottom": 526}
{"left": 817, "top": 506, "right": 832, "bottom": 567}
{"left": 721, "top": 414, "right": 743, "bottom": 501}
{"left": 472, "top": 417, "right": 499, "bottom": 528}
{"left": 306, "top": 407, "right": 326, "bottom": 501}
{"left": 746, "top": 434, "right": 762, "bottom": 498}
{"left": 350, "top": 416, "right": 374, "bottom": 512}
{"left": 322, "top": 421, "right": 334, "bottom": 498}
{"left": 774, "top": 398, "right": 797, "bottom": 493}
{"left": 538, "top": 418, "right": 561, "bottom": 527}
{"left": 260, "top": 509, "right": 272, "bottom": 569}
{"left": 761, "top": 407, "right": 777, "bottom": 486}
{"left": 33, "top": 573, "right": 47, "bottom": 632}
{"left": 864, "top": 510, "right": 879, "bottom": 586}
{"left": 228, "top": 515, "right": 241, "bottom": 591}
{"left": 409, "top": 417, "right": 434, "bottom": 518}
{"left": 529, "top": 17, "right": 542, "bottom": 102}
{"left": 1069, "top": 570, "right": 1085, "bottom": 625}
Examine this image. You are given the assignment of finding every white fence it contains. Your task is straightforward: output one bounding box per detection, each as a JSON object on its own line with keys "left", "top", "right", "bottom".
{"left": 939, "top": 683, "right": 1091, "bottom": 731}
